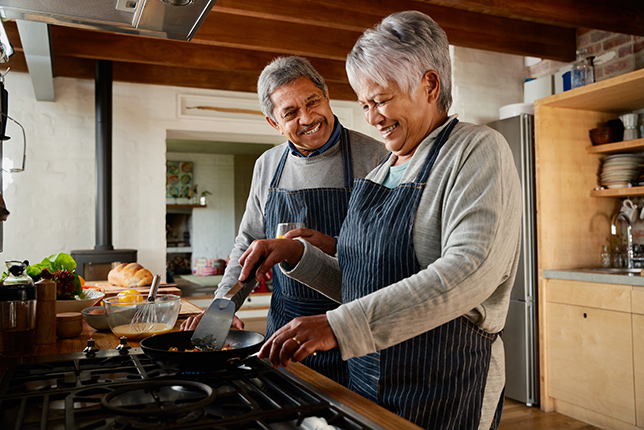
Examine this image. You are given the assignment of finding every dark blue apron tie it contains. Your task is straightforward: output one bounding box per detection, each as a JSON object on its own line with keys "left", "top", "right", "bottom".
{"left": 264, "top": 128, "right": 353, "bottom": 385}
{"left": 338, "top": 119, "right": 499, "bottom": 429}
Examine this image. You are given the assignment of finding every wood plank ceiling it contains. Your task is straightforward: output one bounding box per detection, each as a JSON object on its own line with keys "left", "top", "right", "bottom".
{"left": 3, "top": 0, "right": 643, "bottom": 101}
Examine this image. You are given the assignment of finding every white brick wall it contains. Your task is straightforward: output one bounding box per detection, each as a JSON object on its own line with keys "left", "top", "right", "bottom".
{"left": 1, "top": 48, "right": 526, "bottom": 280}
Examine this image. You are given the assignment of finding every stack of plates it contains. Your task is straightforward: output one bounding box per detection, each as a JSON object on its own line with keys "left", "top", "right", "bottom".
{"left": 599, "top": 154, "right": 643, "bottom": 188}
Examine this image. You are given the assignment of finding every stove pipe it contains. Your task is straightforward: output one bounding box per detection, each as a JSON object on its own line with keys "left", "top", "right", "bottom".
{"left": 71, "top": 60, "right": 136, "bottom": 280}
{"left": 95, "top": 59, "right": 112, "bottom": 251}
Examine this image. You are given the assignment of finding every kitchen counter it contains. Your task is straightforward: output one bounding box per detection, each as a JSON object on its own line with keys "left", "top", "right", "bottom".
{"left": 20, "top": 307, "right": 421, "bottom": 430}
{"left": 544, "top": 268, "right": 644, "bottom": 286}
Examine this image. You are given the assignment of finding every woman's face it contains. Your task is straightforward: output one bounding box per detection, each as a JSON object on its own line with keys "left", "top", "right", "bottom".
{"left": 356, "top": 72, "right": 443, "bottom": 164}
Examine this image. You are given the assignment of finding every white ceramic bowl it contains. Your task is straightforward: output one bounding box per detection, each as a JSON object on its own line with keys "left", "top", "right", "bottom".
{"left": 56, "top": 290, "right": 105, "bottom": 313}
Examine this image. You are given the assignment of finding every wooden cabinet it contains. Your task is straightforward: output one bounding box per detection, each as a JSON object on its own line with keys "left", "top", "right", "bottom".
{"left": 545, "top": 279, "right": 635, "bottom": 426}
{"left": 537, "top": 69, "right": 644, "bottom": 428}
{"left": 632, "top": 289, "right": 644, "bottom": 426}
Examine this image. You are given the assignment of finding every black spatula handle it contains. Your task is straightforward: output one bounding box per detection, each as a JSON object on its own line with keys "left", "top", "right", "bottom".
{"left": 239, "top": 259, "right": 264, "bottom": 284}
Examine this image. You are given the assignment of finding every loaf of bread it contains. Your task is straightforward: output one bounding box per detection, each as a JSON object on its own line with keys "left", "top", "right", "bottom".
{"left": 108, "top": 263, "right": 153, "bottom": 288}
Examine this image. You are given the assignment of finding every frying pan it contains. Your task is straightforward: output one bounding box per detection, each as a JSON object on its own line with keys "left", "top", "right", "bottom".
{"left": 140, "top": 330, "right": 265, "bottom": 372}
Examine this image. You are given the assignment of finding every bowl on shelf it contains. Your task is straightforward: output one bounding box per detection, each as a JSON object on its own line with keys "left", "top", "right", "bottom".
{"left": 589, "top": 126, "right": 616, "bottom": 145}
{"left": 56, "top": 290, "right": 105, "bottom": 313}
{"left": 81, "top": 306, "right": 110, "bottom": 330}
{"left": 103, "top": 294, "right": 181, "bottom": 340}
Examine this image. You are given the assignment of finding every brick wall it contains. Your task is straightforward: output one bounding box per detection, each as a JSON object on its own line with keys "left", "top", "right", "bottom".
{"left": 577, "top": 29, "right": 644, "bottom": 82}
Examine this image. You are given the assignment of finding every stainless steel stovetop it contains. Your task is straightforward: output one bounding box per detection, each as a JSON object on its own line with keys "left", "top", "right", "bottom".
{"left": 0, "top": 346, "right": 385, "bottom": 430}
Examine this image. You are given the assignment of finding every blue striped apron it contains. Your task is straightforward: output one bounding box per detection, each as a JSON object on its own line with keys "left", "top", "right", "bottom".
{"left": 264, "top": 129, "right": 352, "bottom": 386}
{"left": 338, "top": 119, "right": 500, "bottom": 429}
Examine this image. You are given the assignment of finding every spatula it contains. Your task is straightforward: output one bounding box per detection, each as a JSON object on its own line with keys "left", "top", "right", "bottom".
{"left": 191, "top": 261, "right": 262, "bottom": 351}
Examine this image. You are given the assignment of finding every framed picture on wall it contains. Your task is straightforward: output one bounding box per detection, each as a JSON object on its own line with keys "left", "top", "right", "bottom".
{"left": 166, "top": 161, "right": 194, "bottom": 199}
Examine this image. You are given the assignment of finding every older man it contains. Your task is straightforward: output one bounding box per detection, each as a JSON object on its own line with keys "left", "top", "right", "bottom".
{"left": 181, "top": 56, "right": 387, "bottom": 384}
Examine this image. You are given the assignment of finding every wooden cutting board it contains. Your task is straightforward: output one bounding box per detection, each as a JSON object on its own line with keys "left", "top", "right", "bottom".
{"left": 179, "top": 299, "right": 204, "bottom": 317}
{"left": 86, "top": 281, "right": 182, "bottom": 298}
{"left": 86, "top": 281, "right": 203, "bottom": 316}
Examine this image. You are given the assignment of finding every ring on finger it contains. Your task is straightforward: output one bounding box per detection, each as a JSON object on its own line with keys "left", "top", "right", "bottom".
{"left": 292, "top": 337, "right": 301, "bottom": 346}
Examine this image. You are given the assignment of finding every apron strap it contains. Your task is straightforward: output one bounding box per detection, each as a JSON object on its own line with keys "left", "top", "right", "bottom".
{"left": 414, "top": 118, "right": 459, "bottom": 184}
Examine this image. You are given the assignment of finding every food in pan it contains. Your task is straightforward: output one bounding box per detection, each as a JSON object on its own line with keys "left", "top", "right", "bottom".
{"left": 168, "top": 343, "right": 234, "bottom": 352}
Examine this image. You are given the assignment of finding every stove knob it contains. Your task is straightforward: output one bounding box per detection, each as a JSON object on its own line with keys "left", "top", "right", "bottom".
{"left": 83, "top": 338, "right": 100, "bottom": 357}
{"left": 116, "top": 336, "right": 132, "bottom": 355}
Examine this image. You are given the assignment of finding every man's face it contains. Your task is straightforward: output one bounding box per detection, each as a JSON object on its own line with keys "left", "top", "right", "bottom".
{"left": 266, "top": 77, "right": 335, "bottom": 155}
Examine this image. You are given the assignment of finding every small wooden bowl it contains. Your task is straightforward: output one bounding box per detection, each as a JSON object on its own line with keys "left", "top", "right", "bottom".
{"left": 589, "top": 126, "right": 615, "bottom": 145}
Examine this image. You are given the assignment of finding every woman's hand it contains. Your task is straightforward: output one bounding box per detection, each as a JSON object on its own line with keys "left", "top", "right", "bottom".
{"left": 283, "top": 228, "right": 337, "bottom": 255}
{"left": 258, "top": 314, "right": 338, "bottom": 368}
{"left": 239, "top": 238, "right": 305, "bottom": 282}
{"left": 180, "top": 311, "right": 245, "bottom": 331}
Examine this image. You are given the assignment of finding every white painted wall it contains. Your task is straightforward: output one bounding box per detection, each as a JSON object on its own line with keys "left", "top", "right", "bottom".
{"left": 450, "top": 46, "right": 526, "bottom": 124}
{"left": 0, "top": 47, "right": 526, "bottom": 279}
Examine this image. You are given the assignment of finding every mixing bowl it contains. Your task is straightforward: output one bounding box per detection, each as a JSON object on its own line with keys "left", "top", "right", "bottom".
{"left": 103, "top": 294, "right": 181, "bottom": 340}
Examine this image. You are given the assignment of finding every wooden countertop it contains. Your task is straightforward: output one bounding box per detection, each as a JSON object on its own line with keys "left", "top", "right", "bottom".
{"left": 23, "top": 308, "right": 422, "bottom": 430}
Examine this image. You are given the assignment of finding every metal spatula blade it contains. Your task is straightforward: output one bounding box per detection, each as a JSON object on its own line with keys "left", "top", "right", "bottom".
{"left": 191, "top": 260, "right": 262, "bottom": 351}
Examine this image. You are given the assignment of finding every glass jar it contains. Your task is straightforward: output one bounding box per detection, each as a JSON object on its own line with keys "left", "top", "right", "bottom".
{"left": 601, "top": 245, "right": 611, "bottom": 268}
{"left": 0, "top": 260, "right": 37, "bottom": 356}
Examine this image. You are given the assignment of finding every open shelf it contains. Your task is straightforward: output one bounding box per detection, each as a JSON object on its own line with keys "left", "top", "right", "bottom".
{"left": 590, "top": 186, "right": 644, "bottom": 198}
{"left": 587, "top": 138, "right": 644, "bottom": 154}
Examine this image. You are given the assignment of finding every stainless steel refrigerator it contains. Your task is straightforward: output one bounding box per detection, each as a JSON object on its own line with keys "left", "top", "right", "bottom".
{"left": 487, "top": 113, "right": 538, "bottom": 406}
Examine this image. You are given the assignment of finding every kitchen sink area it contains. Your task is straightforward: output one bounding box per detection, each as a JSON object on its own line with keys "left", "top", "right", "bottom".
{"left": 585, "top": 267, "right": 644, "bottom": 276}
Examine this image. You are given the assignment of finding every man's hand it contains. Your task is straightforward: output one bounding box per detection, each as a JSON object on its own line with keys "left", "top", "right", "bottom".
{"left": 283, "top": 228, "right": 337, "bottom": 255}
{"left": 239, "top": 238, "right": 305, "bottom": 282}
{"left": 180, "top": 311, "right": 245, "bottom": 331}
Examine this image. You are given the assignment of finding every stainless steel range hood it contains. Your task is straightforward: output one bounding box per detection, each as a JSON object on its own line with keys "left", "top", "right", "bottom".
{"left": 0, "top": 0, "right": 217, "bottom": 41}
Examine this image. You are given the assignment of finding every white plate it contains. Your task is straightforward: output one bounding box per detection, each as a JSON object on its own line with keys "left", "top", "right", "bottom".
{"left": 56, "top": 290, "right": 105, "bottom": 313}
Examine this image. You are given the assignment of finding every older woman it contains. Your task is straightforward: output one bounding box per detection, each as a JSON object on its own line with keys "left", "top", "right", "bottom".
{"left": 240, "top": 11, "right": 522, "bottom": 429}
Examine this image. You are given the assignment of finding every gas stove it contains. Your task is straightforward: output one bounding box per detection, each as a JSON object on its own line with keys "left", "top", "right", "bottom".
{"left": 0, "top": 347, "right": 385, "bottom": 430}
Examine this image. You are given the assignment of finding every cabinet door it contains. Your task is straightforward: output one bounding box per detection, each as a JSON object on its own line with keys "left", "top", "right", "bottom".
{"left": 634, "top": 314, "right": 644, "bottom": 426}
{"left": 547, "top": 302, "right": 635, "bottom": 424}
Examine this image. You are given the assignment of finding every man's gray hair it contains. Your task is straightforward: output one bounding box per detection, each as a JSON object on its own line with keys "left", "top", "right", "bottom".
{"left": 346, "top": 11, "right": 452, "bottom": 113}
{"left": 258, "top": 56, "right": 328, "bottom": 121}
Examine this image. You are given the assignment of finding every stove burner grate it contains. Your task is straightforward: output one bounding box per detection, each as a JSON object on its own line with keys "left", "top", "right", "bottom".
{"left": 101, "top": 380, "right": 216, "bottom": 417}
{"left": 0, "top": 349, "right": 386, "bottom": 430}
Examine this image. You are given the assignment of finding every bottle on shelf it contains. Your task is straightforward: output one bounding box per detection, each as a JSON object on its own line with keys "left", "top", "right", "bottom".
{"left": 571, "top": 49, "right": 595, "bottom": 89}
{"left": 571, "top": 50, "right": 586, "bottom": 89}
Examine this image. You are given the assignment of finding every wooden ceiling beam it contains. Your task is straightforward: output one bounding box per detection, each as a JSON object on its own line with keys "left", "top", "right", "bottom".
{"left": 50, "top": 55, "right": 358, "bottom": 101}
{"left": 204, "top": 0, "right": 576, "bottom": 61}
{"left": 412, "top": 0, "right": 644, "bottom": 37}
{"left": 46, "top": 26, "right": 345, "bottom": 82}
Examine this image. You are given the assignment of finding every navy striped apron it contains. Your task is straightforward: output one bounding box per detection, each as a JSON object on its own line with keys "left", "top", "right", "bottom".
{"left": 338, "top": 119, "right": 500, "bottom": 429}
{"left": 264, "top": 129, "right": 352, "bottom": 386}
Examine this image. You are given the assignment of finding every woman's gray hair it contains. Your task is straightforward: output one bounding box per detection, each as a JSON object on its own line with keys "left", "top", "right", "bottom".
{"left": 257, "top": 56, "right": 328, "bottom": 121}
{"left": 346, "top": 11, "right": 452, "bottom": 113}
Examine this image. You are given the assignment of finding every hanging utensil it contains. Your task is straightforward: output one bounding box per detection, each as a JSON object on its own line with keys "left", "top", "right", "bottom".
{"left": 129, "top": 274, "right": 161, "bottom": 333}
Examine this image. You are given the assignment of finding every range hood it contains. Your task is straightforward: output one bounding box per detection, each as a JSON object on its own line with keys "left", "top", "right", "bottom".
{"left": 0, "top": 0, "right": 217, "bottom": 41}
